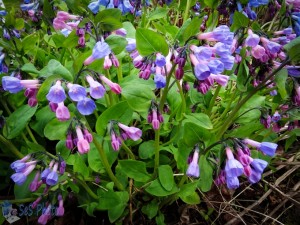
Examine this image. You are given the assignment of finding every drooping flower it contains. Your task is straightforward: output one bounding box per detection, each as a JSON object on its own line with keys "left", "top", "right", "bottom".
{"left": 186, "top": 148, "right": 200, "bottom": 178}
{"left": 84, "top": 41, "right": 111, "bottom": 65}
{"left": 99, "top": 75, "right": 122, "bottom": 94}
{"left": 75, "top": 126, "right": 90, "bottom": 154}
{"left": 77, "top": 97, "right": 96, "bottom": 115}
{"left": 38, "top": 204, "right": 51, "bottom": 225}
{"left": 56, "top": 102, "right": 70, "bottom": 121}
{"left": 11, "top": 163, "right": 36, "bottom": 185}
{"left": 46, "top": 162, "right": 59, "bottom": 186}
{"left": 56, "top": 194, "right": 65, "bottom": 216}
{"left": 224, "top": 147, "right": 244, "bottom": 177}
{"left": 46, "top": 80, "right": 66, "bottom": 103}
{"left": 226, "top": 175, "right": 240, "bottom": 189}
{"left": 29, "top": 170, "right": 41, "bottom": 192}
{"left": 2, "top": 76, "right": 39, "bottom": 93}
{"left": 243, "top": 138, "right": 278, "bottom": 157}
{"left": 86, "top": 75, "right": 106, "bottom": 99}
{"left": 67, "top": 83, "right": 86, "bottom": 101}
{"left": 118, "top": 123, "right": 142, "bottom": 141}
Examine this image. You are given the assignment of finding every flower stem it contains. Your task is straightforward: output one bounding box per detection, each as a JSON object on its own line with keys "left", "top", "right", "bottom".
{"left": 159, "top": 64, "right": 176, "bottom": 111}
{"left": 207, "top": 84, "right": 221, "bottom": 116}
{"left": 105, "top": 70, "right": 115, "bottom": 106}
{"left": 153, "top": 128, "right": 160, "bottom": 177}
{"left": 183, "top": 0, "right": 191, "bottom": 23}
{"left": 121, "top": 142, "right": 136, "bottom": 160}
{"left": 0, "top": 134, "right": 24, "bottom": 158}
{"left": 73, "top": 175, "right": 98, "bottom": 200}
{"left": 92, "top": 133, "right": 124, "bottom": 191}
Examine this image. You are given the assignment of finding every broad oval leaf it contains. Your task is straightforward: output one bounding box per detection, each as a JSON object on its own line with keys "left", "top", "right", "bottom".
{"left": 136, "top": 28, "right": 169, "bottom": 56}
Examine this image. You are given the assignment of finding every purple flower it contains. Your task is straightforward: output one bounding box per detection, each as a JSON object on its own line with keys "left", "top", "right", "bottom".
{"left": 155, "top": 53, "right": 166, "bottom": 67}
{"left": 219, "top": 55, "right": 235, "bottom": 70}
{"left": 88, "top": 0, "right": 101, "bottom": 14}
{"left": 198, "top": 25, "right": 234, "bottom": 45}
{"left": 126, "top": 38, "right": 136, "bottom": 52}
{"left": 2, "top": 76, "right": 23, "bottom": 93}
{"left": 214, "top": 42, "right": 231, "bottom": 57}
{"left": 186, "top": 149, "right": 200, "bottom": 178}
{"left": 29, "top": 171, "right": 41, "bottom": 192}
{"left": 99, "top": 75, "right": 122, "bottom": 94}
{"left": 67, "top": 83, "right": 86, "bottom": 101}
{"left": 261, "top": 37, "right": 282, "bottom": 54}
{"left": 20, "top": 3, "right": 35, "bottom": 11}
{"left": 245, "top": 29, "right": 260, "bottom": 47}
{"left": 250, "top": 158, "right": 268, "bottom": 173}
{"left": 84, "top": 41, "right": 111, "bottom": 65}
{"left": 38, "top": 204, "right": 51, "bottom": 225}
{"left": 11, "top": 164, "right": 36, "bottom": 185}
{"left": 244, "top": 138, "right": 278, "bottom": 156}
{"left": 190, "top": 45, "right": 212, "bottom": 60}
{"left": 210, "top": 74, "right": 229, "bottom": 86}
{"left": 118, "top": 123, "right": 142, "bottom": 141}
{"left": 248, "top": 169, "right": 262, "bottom": 184}
{"left": 56, "top": 102, "right": 70, "bottom": 121}
{"left": 83, "top": 129, "right": 93, "bottom": 143}
{"left": 111, "top": 131, "right": 122, "bottom": 151}
{"left": 207, "top": 59, "right": 224, "bottom": 74}
{"left": 77, "top": 97, "right": 96, "bottom": 115}
{"left": 46, "top": 162, "right": 59, "bottom": 186}
{"left": 225, "top": 147, "right": 244, "bottom": 177}
{"left": 226, "top": 175, "right": 240, "bottom": 189}
{"left": 272, "top": 111, "right": 281, "bottom": 122}
{"left": 154, "top": 73, "right": 166, "bottom": 89}
{"left": 260, "top": 142, "right": 278, "bottom": 157}
{"left": 260, "top": 115, "right": 271, "bottom": 128}
{"left": 86, "top": 75, "right": 105, "bottom": 99}
{"left": 56, "top": 195, "right": 65, "bottom": 216}
{"left": 46, "top": 80, "right": 66, "bottom": 103}
{"left": 76, "top": 126, "right": 90, "bottom": 154}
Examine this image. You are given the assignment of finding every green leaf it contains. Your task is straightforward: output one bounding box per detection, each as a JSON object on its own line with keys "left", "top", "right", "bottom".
{"left": 183, "top": 122, "right": 210, "bottom": 147}
{"left": 121, "top": 76, "right": 155, "bottom": 113}
{"left": 39, "top": 59, "right": 73, "bottom": 81}
{"left": 204, "top": 0, "right": 219, "bottom": 8}
{"left": 74, "top": 154, "right": 89, "bottom": 179}
{"left": 15, "top": 18, "right": 24, "bottom": 30}
{"left": 138, "top": 141, "right": 155, "bottom": 159}
{"left": 105, "top": 35, "right": 127, "bottom": 55}
{"left": 228, "top": 122, "right": 263, "bottom": 138}
{"left": 184, "top": 113, "right": 213, "bottom": 129}
{"left": 198, "top": 155, "right": 213, "bottom": 192}
{"left": 22, "top": 33, "right": 39, "bottom": 55}
{"left": 136, "top": 28, "right": 169, "bottom": 56}
{"left": 88, "top": 137, "right": 118, "bottom": 173}
{"left": 118, "top": 160, "right": 151, "bottom": 182}
{"left": 142, "top": 200, "right": 159, "bottom": 219}
{"left": 30, "top": 106, "right": 55, "bottom": 136}
{"left": 156, "top": 212, "right": 166, "bottom": 225}
{"left": 231, "top": 11, "right": 250, "bottom": 32}
{"left": 97, "top": 189, "right": 129, "bottom": 210}
{"left": 274, "top": 68, "right": 288, "bottom": 99}
{"left": 62, "top": 31, "right": 79, "bottom": 48}
{"left": 158, "top": 165, "right": 175, "bottom": 191}
{"left": 145, "top": 179, "right": 179, "bottom": 196}
{"left": 182, "top": 17, "right": 202, "bottom": 43}
{"left": 284, "top": 36, "right": 300, "bottom": 62}
{"left": 148, "top": 8, "right": 169, "bottom": 21}
{"left": 44, "top": 118, "right": 70, "bottom": 140}
{"left": 95, "top": 8, "right": 122, "bottom": 32}
{"left": 95, "top": 101, "right": 133, "bottom": 135}
{"left": 3, "top": 105, "right": 37, "bottom": 139}
{"left": 178, "top": 182, "right": 200, "bottom": 204}
{"left": 108, "top": 204, "right": 126, "bottom": 223}
{"left": 236, "top": 95, "right": 265, "bottom": 124}
{"left": 236, "top": 60, "right": 249, "bottom": 92}
{"left": 122, "top": 21, "right": 136, "bottom": 39}
{"left": 21, "top": 63, "right": 40, "bottom": 75}
{"left": 56, "top": 140, "right": 71, "bottom": 160}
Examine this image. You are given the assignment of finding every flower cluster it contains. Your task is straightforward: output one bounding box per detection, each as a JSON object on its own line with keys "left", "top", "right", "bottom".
{"left": 88, "top": 0, "right": 135, "bottom": 15}
{"left": 147, "top": 100, "right": 164, "bottom": 130}
{"left": 109, "top": 120, "right": 142, "bottom": 151}
{"left": 65, "top": 120, "right": 93, "bottom": 154}
{"left": 53, "top": 11, "right": 81, "bottom": 36}
{"left": 2, "top": 75, "right": 40, "bottom": 106}
{"left": 10, "top": 154, "right": 66, "bottom": 189}
{"left": 127, "top": 39, "right": 172, "bottom": 89}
